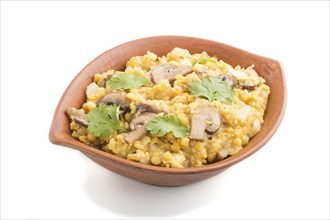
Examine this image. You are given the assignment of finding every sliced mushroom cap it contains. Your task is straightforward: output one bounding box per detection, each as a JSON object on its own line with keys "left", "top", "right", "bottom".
{"left": 73, "top": 117, "right": 89, "bottom": 127}
{"left": 151, "top": 64, "right": 177, "bottom": 83}
{"left": 219, "top": 74, "right": 237, "bottom": 88}
{"left": 190, "top": 114, "right": 207, "bottom": 141}
{"left": 124, "top": 113, "right": 156, "bottom": 144}
{"left": 227, "top": 68, "right": 259, "bottom": 90}
{"left": 67, "top": 107, "right": 89, "bottom": 127}
{"left": 215, "top": 148, "right": 229, "bottom": 162}
{"left": 176, "top": 65, "right": 193, "bottom": 76}
{"left": 240, "top": 81, "right": 257, "bottom": 90}
{"left": 97, "top": 92, "right": 130, "bottom": 112}
{"left": 189, "top": 106, "right": 221, "bottom": 141}
{"left": 136, "top": 103, "right": 167, "bottom": 114}
{"left": 124, "top": 127, "right": 148, "bottom": 145}
{"left": 129, "top": 113, "right": 156, "bottom": 130}
{"left": 203, "top": 106, "right": 221, "bottom": 133}
{"left": 99, "top": 75, "right": 113, "bottom": 88}
{"left": 151, "top": 64, "right": 193, "bottom": 83}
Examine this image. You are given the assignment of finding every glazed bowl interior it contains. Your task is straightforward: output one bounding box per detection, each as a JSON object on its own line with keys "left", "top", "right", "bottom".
{"left": 49, "top": 36, "right": 286, "bottom": 186}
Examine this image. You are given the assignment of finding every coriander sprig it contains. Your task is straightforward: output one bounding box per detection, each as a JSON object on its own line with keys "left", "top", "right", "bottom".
{"left": 107, "top": 72, "right": 148, "bottom": 90}
{"left": 188, "top": 76, "right": 234, "bottom": 103}
{"left": 146, "top": 115, "right": 188, "bottom": 138}
{"left": 86, "top": 104, "right": 120, "bottom": 138}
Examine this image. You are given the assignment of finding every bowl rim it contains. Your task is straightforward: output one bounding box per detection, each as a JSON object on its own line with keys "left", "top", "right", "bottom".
{"left": 49, "top": 35, "right": 287, "bottom": 174}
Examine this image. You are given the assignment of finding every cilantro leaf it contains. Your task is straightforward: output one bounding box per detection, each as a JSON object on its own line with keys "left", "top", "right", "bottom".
{"left": 193, "top": 57, "right": 218, "bottom": 65}
{"left": 86, "top": 104, "right": 120, "bottom": 138}
{"left": 146, "top": 115, "right": 188, "bottom": 138}
{"left": 188, "top": 76, "right": 234, "bottom": 103}
{"left": 188, "top": 80, "right": 213, "bottom": 101}
{"left": 107, "top": 72, "right": 148, "bottom": 90}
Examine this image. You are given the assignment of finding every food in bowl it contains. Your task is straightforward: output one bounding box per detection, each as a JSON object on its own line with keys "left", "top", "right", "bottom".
{"left": 66, "top": 47, "right": 270, "bottom": 168}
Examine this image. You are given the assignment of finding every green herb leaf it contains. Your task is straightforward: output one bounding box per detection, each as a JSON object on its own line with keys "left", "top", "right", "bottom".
{"left": 107, "top": 72, "right": 148, "bottom": 90}
{"left": 188, "top": 77, "right": 234, "bottom": 103}
{"left": 86, "top": 104, "right": 120, "bottom": 138}
{"left": 193, "top": 57, "right": 218, "bottom": 65}
{"left": 146, "top": 115, "right": 188, "bottom": 138}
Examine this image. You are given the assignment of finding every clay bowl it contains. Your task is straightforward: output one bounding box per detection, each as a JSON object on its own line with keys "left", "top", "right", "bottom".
{"left": 49, "top": 36, "right": 286, "bottom": 186}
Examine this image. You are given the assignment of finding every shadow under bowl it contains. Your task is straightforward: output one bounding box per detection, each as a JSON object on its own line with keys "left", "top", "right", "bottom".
{"left": 49, "top": 36, "right": 287, "bottom": 186}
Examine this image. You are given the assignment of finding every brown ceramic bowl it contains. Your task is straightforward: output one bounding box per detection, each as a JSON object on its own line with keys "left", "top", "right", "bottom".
{"left": 49, "top": 36, "right": 286, "bottom": 186}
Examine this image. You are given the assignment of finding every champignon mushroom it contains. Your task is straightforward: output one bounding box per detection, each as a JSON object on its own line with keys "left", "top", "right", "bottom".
{"left": 73, "top": 117, "right": 89, "bottom": 127}
{"left": 227, "top": 68, "right": 258, "bottom": 90}
{"left": 190, "top": 114, "right": 206, "bottom": 141}
{"left": 189, "top": 106, "right": 221, "bottom": 141}
{"left": 240, "top": 81, "right": 257, "bottom": 90}
{"left": 124, "top": 127, "right": 148, "bottom": 145}
{"left": 151, "top": 64, "right": 193, "bottom": 84}
{"left": 124, "top": 113, "right": 156, "bottom": 144}
{"left": 66, "top": 107, "right": 89, "bottom": 127}
{"left": 176, "top": 65, "right": 193, "bottom": 75}
{"left": 219, "top": 74, "right": 237, "bottom": 88}
{"left": 97, "top": 92, "right": 130, "bottom": 112}
{"left": 129, "top": 113, "right": 156, "bottom": 130}
{"left": 136, "top": 103, "right": 167, "bottom": 114}
{"left": 215, "top": 148, "right": 229, "bottom": 162}
{"left": 151, "top": 64, "right": 177, "bottom": 83}
{"left": 99, "top": 75, "right": 112, "bottom": 88}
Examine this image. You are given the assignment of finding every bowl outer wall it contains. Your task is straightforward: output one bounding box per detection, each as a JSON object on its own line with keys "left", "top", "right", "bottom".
{"left": 49, "top": 36, "right": 287, "bottom": 186}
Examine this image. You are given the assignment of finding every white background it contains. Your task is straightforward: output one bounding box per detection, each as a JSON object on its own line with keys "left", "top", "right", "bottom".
{"left": 1, "top": 1, "right": 329, "bottom": 219}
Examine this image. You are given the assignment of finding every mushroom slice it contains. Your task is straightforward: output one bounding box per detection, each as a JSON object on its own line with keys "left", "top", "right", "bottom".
{"left": 99, "top": 75, "right": 113, "bottom": 88}
{"left": 175, "top": 65, "right": 193, "bottom": 76}
{"left": 203, "top": 106, "right": 221, "bottom": 134}
{"left": 129, "top": 113, "right": 156, "bottom": 130}
{"left": 151, "top": 64, "right": 177, "bottom": 83}
{"left": 66, "top": 107, "right": 89, "bottom": 127}
{"left": 136, "top": 103, "right": 167, "bottom": 114}
{"left": 151, "top": 64, "right": 192, "bottom": 83}
{"left": 227, "top": 68, "right": 259, "bottom": 90}
{"left": 215, "top": 148, "right": 229, "bottom": 162}
{"left": 124, "top": 127, "right": 148, "bottom": 145}
{"left": 190, "top": 114, "right": 207, "bottom": 141}
{"left": 124, "top": 113, "right": 156, "bottom": 144}
{"left": 189, "top": 106, "right": 221, "bottom": 141}
{"left": 240, "top": 81, "right": 257, "bottom": 90}
{"left": 219, "top": 74, "right": 237, "bottom": 88}
{"left": 97, "top": 92, "right": 130, "bottom": 112}
{"left": 73, "top": 117, "right": 89, "bottom": 127}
